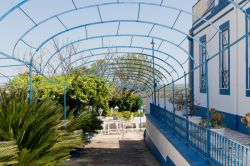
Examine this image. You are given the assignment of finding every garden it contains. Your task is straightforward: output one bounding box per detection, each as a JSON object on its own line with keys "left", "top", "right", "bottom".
{"left": 0, "top": 56, "right": 144, "bottom": 165}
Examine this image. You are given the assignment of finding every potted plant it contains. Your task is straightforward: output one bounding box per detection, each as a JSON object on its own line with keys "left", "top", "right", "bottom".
{"left": 198, "top": 108, "right": 225, "bottom": 130}
{"left": 241, "top": 113, "right": 250, "bottom": 128}
{"left": 210, "top": 108, "right": 225, "bottom": 129}
{"left": 241, "top": 113, "right": 250, "bottom": 144}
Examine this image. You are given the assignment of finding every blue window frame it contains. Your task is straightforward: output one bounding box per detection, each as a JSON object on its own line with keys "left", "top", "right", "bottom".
{"left": 219, "top": 21, "right": 230, "bottom": 95}
{"left": 199, "top": 35, "right": 206, "bottom": 93}
{"left": 246, "top": 8, "right": 250, "bottom": 97}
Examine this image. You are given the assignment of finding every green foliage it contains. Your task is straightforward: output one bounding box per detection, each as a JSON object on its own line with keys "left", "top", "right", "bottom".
{"left": 9, "top": 73, "right": 112, "bottom": 115}
{"left": 114, "top": 53, "right": 161, "bottom": 88}
{"left": 0, "top": 90, "right": 83, "bottom": 165}
{"left": 210, "top": 108, "right": 225, "bottom": 128}
{"left": 112, "top": 111, "right": 123, "bottom": 119}
{"left": 67, "top": 110, "right": 102, "bottom": 134}
{"left": 105, "top": 110, "right": 144, "bottom": 120}
{"left": 122, "top": 111, "right": 132, "bottom": 120}
{"left": 0, "top": 141, "right": 18, "bottom": 165}
{"left": 109, "top": 89, "right": 141, "bottom": 112}
{"left": 133, "top": 112, "right": 145, "bottom": 117}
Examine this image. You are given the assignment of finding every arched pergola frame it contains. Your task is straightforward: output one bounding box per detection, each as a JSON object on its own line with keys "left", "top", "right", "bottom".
{"left": 0, "top": 2, "right": 249, "bottom": 159}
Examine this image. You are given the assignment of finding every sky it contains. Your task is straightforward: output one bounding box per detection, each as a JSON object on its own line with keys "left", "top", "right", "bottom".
{"left": 0, "top": 0, "right": 198, "bottom": 85}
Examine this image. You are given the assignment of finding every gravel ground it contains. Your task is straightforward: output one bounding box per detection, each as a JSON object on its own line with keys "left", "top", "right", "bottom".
{"left": 66, "top": 130, "right": 160, "bottom": 166}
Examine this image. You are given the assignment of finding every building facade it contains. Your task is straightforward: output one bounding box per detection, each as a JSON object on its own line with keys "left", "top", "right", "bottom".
{"left": 190, "top": 0, "right": 250, "bottom": 134}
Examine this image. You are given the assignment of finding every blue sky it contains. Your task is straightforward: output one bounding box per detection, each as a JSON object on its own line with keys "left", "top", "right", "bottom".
{"left": 0, "top": 0, "right": 197, "bottom": 85}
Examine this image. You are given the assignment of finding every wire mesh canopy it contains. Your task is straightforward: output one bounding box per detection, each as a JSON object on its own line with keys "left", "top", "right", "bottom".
{"left": 0, "top": 0, "right": 248, "bottom": 95}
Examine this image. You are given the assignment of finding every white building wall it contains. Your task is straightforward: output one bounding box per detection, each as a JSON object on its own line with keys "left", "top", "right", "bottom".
{"left": 146, "top": 120, "right": 190, "bottom": 166}
{"left": 192, "top": 1, "right": 250, "bottom": 117}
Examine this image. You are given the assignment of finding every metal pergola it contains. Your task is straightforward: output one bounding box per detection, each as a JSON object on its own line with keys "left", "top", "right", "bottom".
{"left": 0, "top": 0, "right": 249, "bottom": 146}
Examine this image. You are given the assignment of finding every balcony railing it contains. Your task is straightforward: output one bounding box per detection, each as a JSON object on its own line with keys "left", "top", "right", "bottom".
{"left": 192, "top": 0, "right": 215, "bottom": 23}
{"left": 150, "top": 104, "right": 249, "bottom": 165}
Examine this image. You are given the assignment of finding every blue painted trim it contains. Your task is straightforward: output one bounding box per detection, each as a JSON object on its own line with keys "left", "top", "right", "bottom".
{"left": 145, "top": 132, "right": 166, "bottom": 165}
{"left": 146, "top": 115, "right": 210, "bottom": 166}
{"left": 199, "top": 35, "right": 207, "bottom": 94}
{"left": 219, "top": 20, "right": 230, "bottom": 31}
{"left": 200, "top": 88, "right": 206, "bottom": 93}
{"left": 219, "top": 20, "right": 230, "bottom": 95}
{"left": 239, "top": 0, "right": 247, "bottom": 6}
{"left": 247, "top": 89, "right": 250, "bottom": 97}
{"left": 188, "top": 34, "right": 194, "bottom": 102}
{"left": 192, "top": 0, "right": 231, "bottom": 31}
{"left": 194, "top": 105, "right": 249, "bottom": 135}
{"left": 212, "top": 0, "right": 230, "bottom": 14}
{"left": 246, "top": 8, "right": 250, "bottom": 97}
{"left": 193, "top": 7, "right": 234, "bottom": 36}
{"left": 166, "top": 156, "right": 175, "bottom": 166}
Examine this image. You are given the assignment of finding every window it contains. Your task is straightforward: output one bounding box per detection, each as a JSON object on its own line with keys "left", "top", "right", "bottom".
{"left": 200, "top": 35, "right": 206, "bottom": 93}
{"left": 219, "top": 21, "right": 230, "bottom": 95}
{"left": 246, "top": 8, "right": 250, "bottom": 96}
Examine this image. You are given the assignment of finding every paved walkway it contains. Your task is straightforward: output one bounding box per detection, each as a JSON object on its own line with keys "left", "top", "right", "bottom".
{"left": 67, "top": 130, "right": 160, "bottom": 166}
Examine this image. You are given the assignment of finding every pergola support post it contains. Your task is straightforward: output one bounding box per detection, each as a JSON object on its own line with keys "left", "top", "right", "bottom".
{"left": 158, "top": 89, "right": 160, "bottom": 106}
{"left": 164, "top": 85, "right": 166, "bottom": 109}
{"left": 205, "top": 59, "right": 211, "bottom": 159}
{"left": 151, "top": 39, "right": 156, "bottom": 105}
{"left": 184, "top": 74, "right": 189, "bottom": 143}
{"left": 172, "top": 81, "right": 175, "bottom": 133}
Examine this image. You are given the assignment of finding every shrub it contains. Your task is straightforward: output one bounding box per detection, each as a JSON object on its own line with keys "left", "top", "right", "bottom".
{"left": 0, "top": 90, "right": 83, "bottom": 165}
{"left": 133, "top": 112, "right": 145, "bottom": 117}
{"left": 122, "top": 111, "right": 131, "bottom": 120}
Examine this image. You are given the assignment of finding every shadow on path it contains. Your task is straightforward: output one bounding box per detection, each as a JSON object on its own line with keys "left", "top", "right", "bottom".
{"left": 67, "top": 131, "right": 160, "bottom": 166}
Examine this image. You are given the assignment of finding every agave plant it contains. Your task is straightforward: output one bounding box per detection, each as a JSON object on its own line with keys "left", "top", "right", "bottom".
{"left": 0, "top": 89, "right": 82, "bottom": 165}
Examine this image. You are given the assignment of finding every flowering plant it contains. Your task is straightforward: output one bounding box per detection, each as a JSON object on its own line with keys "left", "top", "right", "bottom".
{"left": 210, "top": 108, "right": 224, "bottom": 128}
{"left": 241, "top": 113, "right": 250, "bottom": 128}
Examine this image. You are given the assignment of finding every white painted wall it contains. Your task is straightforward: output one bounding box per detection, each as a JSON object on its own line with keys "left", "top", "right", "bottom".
{"left": 192, "top": 2, "right": 250, "bottom": 116}
{"left": 146, "top": 120, "right": 190, "bottom": 166}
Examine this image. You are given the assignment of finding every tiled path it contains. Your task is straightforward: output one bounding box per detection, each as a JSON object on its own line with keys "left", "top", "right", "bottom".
{"left": 67, "top": 130, "right": 160, "bottom": 166}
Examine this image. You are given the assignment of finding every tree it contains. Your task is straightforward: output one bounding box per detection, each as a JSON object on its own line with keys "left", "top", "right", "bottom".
{"left": 8, "top": 71, "right": 113, "bottom": 115}
{"left": 109, "top": 89, "right": 141, "bottom": 112}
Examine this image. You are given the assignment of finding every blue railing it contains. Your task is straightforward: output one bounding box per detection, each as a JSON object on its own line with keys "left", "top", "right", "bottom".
{"left": 150, "top": 104, "right": 249, "bottom": 166}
